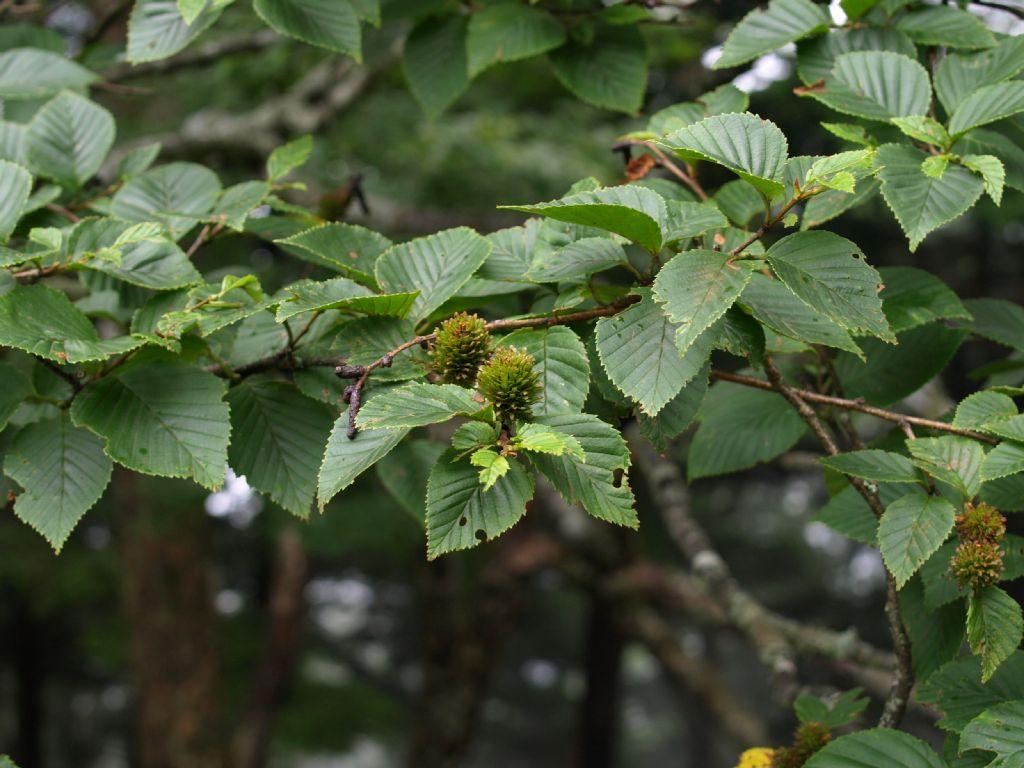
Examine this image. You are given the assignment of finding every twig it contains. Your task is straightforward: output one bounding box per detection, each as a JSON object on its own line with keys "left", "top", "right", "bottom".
{"left": 761, "top": 357, "right": 913, "bottom": 728}
{"left": 104, "top": 29, "right": 280, "bottom": 82}
{"left": 971, "top": 0, "right": 1024, "bottom": 19}
{"left": 45, "top": 203, "right": 80, "bottom": 223}
{"left": 710, "top": 370, "right": 998, "bottom": 444}
{"left": 730, "top": 191, "right": 815, "bottom": 258}
{"left": 341, "top": 296, "right": 644, "bottom": 439}
{"left": 617, "top": 139, "right": 709, "bottom": 200}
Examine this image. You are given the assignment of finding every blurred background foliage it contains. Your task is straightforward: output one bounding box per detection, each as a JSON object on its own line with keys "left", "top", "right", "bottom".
{"left": 2, "top": 1, "right": 1024, "bottom": 766}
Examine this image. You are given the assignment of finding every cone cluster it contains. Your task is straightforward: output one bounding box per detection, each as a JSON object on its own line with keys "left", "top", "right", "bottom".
{"left": 950, "top": 502, "right": 1006, "bottom": 591}
{"left": 429, "top": 314, "right": 540, "bottom": 423}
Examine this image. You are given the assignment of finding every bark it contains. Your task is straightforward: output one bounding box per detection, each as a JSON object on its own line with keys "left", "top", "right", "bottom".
{"left": 115, "top": 470, "right": 225, "bottom": 768}
{"left": 574, "top": 596, "right": 625, "bottom": 768}
{"left": 232, "top": 527, "right": 309, "bottom": 768}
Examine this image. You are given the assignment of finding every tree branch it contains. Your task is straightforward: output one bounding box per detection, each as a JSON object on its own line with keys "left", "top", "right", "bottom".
{"left": 711, "top": 369, "right": 997, "bottom": 444}
{"left": 628, "top": 432, "right": 896, "bottom": 694}
{"left": 761, "top": 357, "right": 913, "bottom": 728}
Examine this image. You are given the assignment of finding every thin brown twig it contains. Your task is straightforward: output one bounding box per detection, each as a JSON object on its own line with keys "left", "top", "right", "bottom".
{"left": 622, "top": 140, "right": 709, "bottom": 200}
{"left": 342, "top": 296, "right": 644, "bottom": 439}
{"left": 761, "top": 357, "right": 913, "bottom": 728}
{"left": 710, "top": 370, "right": 998, "bottom": 444}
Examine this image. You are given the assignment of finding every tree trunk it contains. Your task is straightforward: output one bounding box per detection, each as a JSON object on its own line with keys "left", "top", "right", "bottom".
{"left": 115, "top": 470, "right": 225, "bottom": 768}
{"left": 575, "top": 596, "right": 624, "bottom": 768}
{"left": 232, "top": 526, "right": 308, "bottom": 768}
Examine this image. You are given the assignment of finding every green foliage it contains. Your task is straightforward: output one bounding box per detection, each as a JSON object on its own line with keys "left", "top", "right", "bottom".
{"left": 4, "top": 5, "right": 1024, "bottom": 749}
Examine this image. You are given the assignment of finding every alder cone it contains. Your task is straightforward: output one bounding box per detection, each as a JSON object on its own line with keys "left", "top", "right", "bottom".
{"left": 429, "top": 312, "right": 493, "bottom": 387}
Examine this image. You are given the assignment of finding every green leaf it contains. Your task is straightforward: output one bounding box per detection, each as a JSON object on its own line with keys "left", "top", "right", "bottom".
{"left": 879, "top": 266, "right": 970, "bottom": 333}
{"left": 794, "top": 688, "right": 869, "bottom": 729}
{"left": 810, "top": 51, "right": 931, "bottom": 123}
{"left": 653, "top": 250, "right": 755, "bottom": 357}
{"left": 894, "top": 5, "right": 996, "bottom": 49}
{"left": 513, "top": 422, "right": 583, "bottom": 460}
{"left": 502, "top": 186, "right": 666, "bottom": 252}
{"left": 961, "top": 155, "right": 1005, "bottom": 206}
{"left": 961, "top": 700, "right": 1024, "bottom": 759}
{"left": 3, "top": 413, "right": 111, "bottom": 552}
{"left": 688, "top": 380, "right": 806, "bottom": 480}
{"left": 111, "top": 162, "right": 222, "bottom": 238}
{"left": 375, "top": 439, "right": 443, "bottom": 522}
{"left": 635, "top": 364, "right": 709, "bottom": 452}
{"left": 317, "top": 407, "right": 409, "bottom": 509}
{"left": 908, "top": 437, "right": 985, "bottom": 498}
{"left": 877, "top": 143, "right": 984, "bottom": 251}
{"left": 25, "top": 91, "right": 115, "bottom": 189}
{"left": 663, "top": 200, "right": 728, "bottom": 242}
{"left": 879, "top": 494, "right": 956, "bottom": 588}
{"left": 375, "top": 227, "right": 491, "bottom": 323}
{"left": 968, "top": 586, "right": 1024, "bottom": 682}
{"left": 835, "top": 323, "right": 967, "bottom": 406}
{"left": 803, "top": 728, "right": 948, "bottom": 768}
{"left": 531, "top": 413, "right": 637, "bottom": 527}
{"left": 117, "top": 142, "right": 162, "bottom": 179}
{"left": 891, "top": 115, "right": 951, "bottom": 148}
{"left": 935, "top": 36, "right": 1024, "bottom": 114}
{"left": 658, "top": 113, "right": 788, "bottom": 197}
{"left": 549, "top": 23, "right": 646, "bottom": 114}
{"left": 982, "top": 474, "right": 1024, "bottom": 512}
{"left": 953, "top": 129, "right": 1024, "bottom": 194}
{"left": 742, "top": 272, "right": 863, "bottom": 356}
{"left": 982, "top": 442, "right": 1024, "bottom": 482}
{"left": 426, "top": 447, "right": 534, "bottom": 558}
{"left": 466, "top": 3, "right": 565, "bottom": 76}
{"left": 901, "top": 576, "right": 966, "bottom": 682}
{"left": 356, "top": 383, "right": 486, "bottom": 430}
{"left": 176, "top": 0, "right": 205, "bottom": 24}
{"left": 797, "top": 27, "right": 917, "bottom": 87}
{"left": 525, "top": 237, "right": 627, "bottom": 283}
{"left": 595, "top": 292, "right": 708, "bottom": 416}
{"left": 266, "top": 135, "right": 312, "bottom": 181}
{"left": 278, "top": 222, "right": 391, "bottom": 287}
{"left": 949, "top": 82, "right": 1024, "bottom": 139}
{"left": 210, "top": 181, "right": 269, "bottom": 231}
{"left": 955, "top": 391, "right": 1017, "bottom": 430}
{"left": 226, "top": 377, "right": 333, "bottom": 517}
{"left": 0, "top": 159, "right": 31, "bottom": 242}
{"left": 0, "top": 362, "right": 31, "bottom": 431}
{"left": 801, "top": 176, "right": 880, "bottom": 230}
{"left": 274, "top": 277, "right": 415, "bottom": 322}
{"left": 0, "top": 285, "right": 144, "bottom": 363}
{"left": 918, "top": 652, "right": 1024, "bottom": 732}
{"left": 498, "top": 326, "right": 589, "bottom": 415}
{"left": 254, "top": 0, "right": 361, "bottom": 58}
{"left": 68, "top": 218, "right": 202, "bottom": 290}
{"left": 714, "top": 0, "right": 829, "bottom": 70}
{"left": 469, "top": 448, "right": 509, "bottom": 491}
{"left": 403, "top": 16, "right": 469, "bottom": 118}
{"left": 0, "top": 48, "right": 98, "bottom": 99}
{"left": 819, "top": 449, "right": 918, "bottom": 483}
{"left": 127, "top": 0, "right": 225, "bottom": 63}
{"left": 967, "top": 298, "right": 1024, "bottom": 353}
{"left": 71, "top": 361, "right": 230, "bottom": 489}
{"left": 766, "top": 230, "right": 892, "bottom": 342}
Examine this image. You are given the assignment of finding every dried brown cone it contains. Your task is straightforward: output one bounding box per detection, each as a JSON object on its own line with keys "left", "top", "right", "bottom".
{"left": 429, "top": 312, "right": 493, "bottom": 387}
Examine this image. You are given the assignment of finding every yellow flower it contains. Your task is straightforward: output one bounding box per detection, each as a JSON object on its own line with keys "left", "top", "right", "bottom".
{"left": 736, "top": 747, "right": 775, "bottom": 768}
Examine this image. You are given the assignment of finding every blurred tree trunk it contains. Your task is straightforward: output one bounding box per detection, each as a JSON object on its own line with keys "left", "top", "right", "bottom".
{"left": 575, "top": 596, "right": 624, "bottom": 768}
{"left": 232, "top": 526, "right": 308, "bottom": 768}
{"left": 11, "top": 593, "right": 42, "bottom": 768}
{"left": 115, "top": 470, "right": 225, "bottom": 768}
